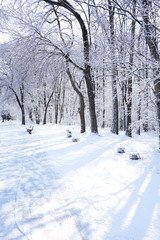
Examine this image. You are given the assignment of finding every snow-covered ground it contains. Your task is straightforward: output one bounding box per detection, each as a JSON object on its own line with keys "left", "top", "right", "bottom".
{"left": 0, "top": 121, "right": 160, "bottom": 240}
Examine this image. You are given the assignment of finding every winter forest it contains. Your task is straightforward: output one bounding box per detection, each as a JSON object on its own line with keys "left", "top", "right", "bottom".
{"left": 0, "top": 0, "right": 160, "bottom": 146}
{"left": 1, "top": 1, "right": 160, "bottom": 240}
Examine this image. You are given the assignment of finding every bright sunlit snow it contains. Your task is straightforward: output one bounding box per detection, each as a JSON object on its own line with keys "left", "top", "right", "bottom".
{"left": 0, "top": 121, "right": 160, "bottom": 240}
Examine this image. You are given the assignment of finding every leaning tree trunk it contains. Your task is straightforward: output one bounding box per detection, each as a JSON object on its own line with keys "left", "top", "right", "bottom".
{"left": 43, "top": 0, "right": 98, "bottom": 133}
{"left": 66, "top": 60, "right": 86, "bottom": 133}
{"left": 141, "top": 0, "right": 160, "bottom": 150}
{"left": 9, "top": 86, "right": 25, "bottom": 125}
{"left": 43, "top": 89, "right": 55, "bottom": 124}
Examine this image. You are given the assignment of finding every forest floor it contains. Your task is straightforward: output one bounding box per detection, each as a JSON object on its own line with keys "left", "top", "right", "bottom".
{"left": 0, "top": 121, "right": 160, "bottom": 240}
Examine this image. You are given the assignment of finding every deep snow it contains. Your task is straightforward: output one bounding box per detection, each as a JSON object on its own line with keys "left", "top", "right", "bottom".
{"left": 0, "top": 121, "right": 160, "bottom": 240}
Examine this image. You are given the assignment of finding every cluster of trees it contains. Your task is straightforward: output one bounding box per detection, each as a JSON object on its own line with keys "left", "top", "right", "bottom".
{"left": 0, "top": 0, "right": 159, "bottom": 148}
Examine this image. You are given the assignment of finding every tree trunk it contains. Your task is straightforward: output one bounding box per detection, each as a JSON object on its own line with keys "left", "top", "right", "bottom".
{"left": 55, "top": 100, "right": 59, "bottom": 124}
{"left": 20, "top": 83, "right": 25, "bottom": 125}
{"left": 59, "top": 86, "right": 65, "bottom": 124}
{"left": 108, "top": 0, "right": 119, "bottom": 134}
{"left": 125, "top": 0, "right": 136, "bottom": 137}
{"left": 43, "top": 89, "right": 55, "bottom": 124}
{"left": 143, "top": 46, "right": 149, "bottom": 132}
{"left": 121, "top": 82, "right": 126, "bottom": 131}
{"left": 136, "top": 85, "right": 141, "bottom": 135}
{"left": 102, "top": 61, "right": 106, "bottom": 128}
{"left": 35, "top": 106, "right": 40, "bottom": 124}
{"left": 43, "top": 0, "right": 98, "bottom": 133}
{"left": 141, "top": 0, "right": 160, "bottom": 150}
{"left": 111, "top": 66, "right": 119, "bottom": 134}
{"left": 21, "top": 104, "right": 25, "bottom": 125}
{"left": 66, "top": 60, "right": 86, "bottom": 133}
{"left": 9, "top": 86, "right": 25, "bottom": 125}
{"left": 29, "top": 108, "right": 33, "bottom": 122}
{"left": 125, "top": 77, "right": 132, "bottom": 137}
{"left": 79, "top": 95, "right": 86, "bottom": 133}
{"left": 43, "top": 108, "right": 47, "bottom": 125}
{"left": 154, "top": 70, "right": 160, "bottom": 150}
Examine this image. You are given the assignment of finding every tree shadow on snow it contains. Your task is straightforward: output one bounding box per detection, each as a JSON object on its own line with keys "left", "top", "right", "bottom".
{"left": 103, "top": 163, "right": 160, "bottom": 240}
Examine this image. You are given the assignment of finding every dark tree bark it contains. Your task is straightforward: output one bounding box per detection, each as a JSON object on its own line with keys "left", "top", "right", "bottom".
{"left": 102, "top": 67, "right": 106, "bottom": 128}
{"left": 54, "top": 78, "right": 63, "bottom": 124}
{"left": 55, "top": 93, "right": 60, "bottom": 124}
{"left": 136, "top": 80, "right": 141, "bottom": 135}
{"left": 59, "top": 86, "right": 65, "bottom": 124}
{"left": 29, "top": 108, "right": 33, "bottom": 122}
{"left": 20, "top": 84, "right": 25, "bottom": 125}
{"left": 78, "top": 95, "right": 86, "bottom": 133}
{"left": 136, "top": 31, "right": 142, "bottom": 135}
{"left": 108, "top": 0, "right": 119, "bottom": 135}
{"left": 42, "top": 0, "right": 98, "bottom": 133}
{"left": 9, "top": 85, "right": 25, "bottom": 125}
{"left": 35, "top": 105, "right": 41, "bottom": 124}
{"left": 125, "top": 0, "right": 136, "bottom": 137}
{"left": 43, "top": 89, "right": 55, "bottom": 124}
{"left": 66, "top": 60, "right": 86, "bottom": 133}
{"left": 120, "top": 82, "right": 126, "bottom": 131}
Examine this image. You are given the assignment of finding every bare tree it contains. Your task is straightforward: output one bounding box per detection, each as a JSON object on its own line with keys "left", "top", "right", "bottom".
{"left": 140, "top": 0, "right": 160, "bottom": 150}
{"left": 125, "top": 0, "right": 136, "bottom": 137}
{"left": 41, "top": 0, "right": 98, "bottom": 133}
{"left": 108, "top": 0, "right": 119, "bottom": 135}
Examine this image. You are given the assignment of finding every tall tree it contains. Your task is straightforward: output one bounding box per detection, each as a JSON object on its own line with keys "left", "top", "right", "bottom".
{"left": 41, "top": 0, "right": 98, "bottom": 133}
{"left": 140, "top": 0, "right": 160, "bottom": 150}
{"left": 125, "top": 0, "right": 136, "bottom": 137}
{"left": 108, "top": 0, "right": 119, "bottom": 134}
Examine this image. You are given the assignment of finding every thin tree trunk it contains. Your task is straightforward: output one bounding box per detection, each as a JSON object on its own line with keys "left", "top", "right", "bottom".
{"left": 20, "top": 84, "right": 25, "bottom": 125}
{"left": 35, "top": 105, "right": 40, "bottom": 124}
{"left": 59, "top": 86, "right": 65, "bottom": 124}
{"left": 66, "top": 60, "right": 86, "bottom": 133}
{"left": 125, "top": 0, "right": 136, "bottom": 137}
{"left": 43, "top": 89, "right": 55, "bottom": 124}
{"left": 136, "top": 84, "right": 141, "bottom": 135}
{"left": 125, "top": 77, "right": 132, "bottom": 137}
{"left": 55, "top": 98, "right": 59, "bottom": 124}
{"left": 141, "top": 0, "right": 160, "bottom": 150}
{"left": 29, "top": 109, "right": 33, "bottom": 122}
{"left": 122, "top": 82, "right": 126, "bottom": 131}
{"left": 143, "top": 44, "right": 149, "bottom": 131}
{"left": 102, "top": 59, "right": 106, "bottom": 128}
{"left": 21, "top": 104, "right": 25, "bottom": 125}
{"left": 111, "top": 66, "right": 119, "bottom": 134}
{"left": 79, "top": 95, "right": 86, "bottom": 133}
{"left": 108, "top": 0, "right": 119, "bottom": 134}
{"left": 9, "top": 86, "right": 25, "bottom": 125}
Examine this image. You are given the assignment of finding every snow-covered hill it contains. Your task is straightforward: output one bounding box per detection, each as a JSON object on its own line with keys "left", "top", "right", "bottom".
{"left": 0, "top": 121, "right": 160, "bottom": 240}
